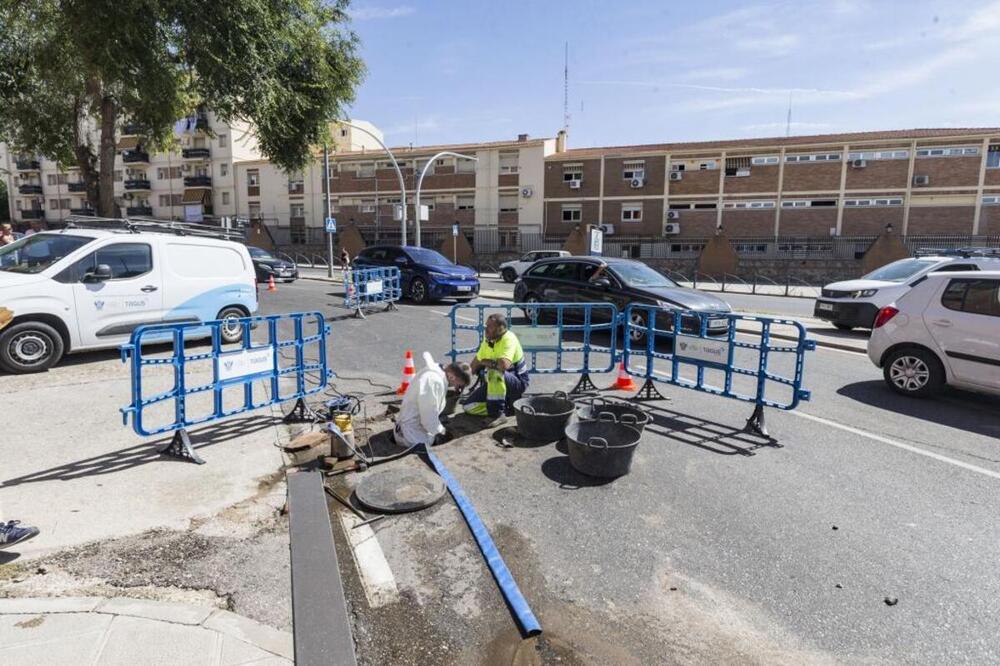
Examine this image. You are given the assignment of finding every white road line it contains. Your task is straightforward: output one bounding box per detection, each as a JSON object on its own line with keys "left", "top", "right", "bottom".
{"left": 431, "top": 309, "right": 478, "bottom": 323}
{"left": 788, "top": 410, "right": 1000, "bottom": 481}
{"left": 338, "top": 510, "right": 399, "bottom": 607}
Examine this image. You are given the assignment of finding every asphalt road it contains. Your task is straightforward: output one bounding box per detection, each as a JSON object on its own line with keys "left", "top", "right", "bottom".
{"left": 265, "top": 280, "right": 1000, "bottom": 664}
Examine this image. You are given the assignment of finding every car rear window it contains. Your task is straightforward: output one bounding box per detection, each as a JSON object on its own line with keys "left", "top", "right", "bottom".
{"left": 942, "top": 279, "right": 1000, "bottom": 317}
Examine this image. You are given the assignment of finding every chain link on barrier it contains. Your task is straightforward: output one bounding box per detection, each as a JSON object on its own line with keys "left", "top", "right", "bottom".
{"left": 343, "top": 266, "right": 401, "bottom": 319}
{"left": 448, "top": 302, "right": 619, "bottom": 394}
{"left": 621, "top": 303, "right": 815, "bottom": 436}
{"left": 120, "top": 311, "right": 331, "bottom": 464}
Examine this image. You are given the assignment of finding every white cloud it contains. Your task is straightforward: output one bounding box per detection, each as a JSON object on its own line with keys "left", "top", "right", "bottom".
{"left": 350, "top": 5, "right": 415, "bottom": 20}
{"left": 734, "top": 33, "right": 801, "bottom": 57}
{"left": 676, "top": 67, "right": 749, "bottom": 83}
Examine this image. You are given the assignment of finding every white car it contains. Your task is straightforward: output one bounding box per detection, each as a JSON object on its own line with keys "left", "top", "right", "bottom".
{"left": 499, "top": 250, "right": 570, "bottom": 283}
{"left": 867, "top": 270, "right": 1000, "bottom": 397}
{"left": 814, "top": 252, "right": 1000, "bottom": 330}
{"left": 0, "top": 224, "right": 258, "bottom": 373}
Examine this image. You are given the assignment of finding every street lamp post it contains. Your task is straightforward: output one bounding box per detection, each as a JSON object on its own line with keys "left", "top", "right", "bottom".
{"left": 334, "top": 120, "right": 409, "bottom": 244}
{"left": 414, "top": 151, "right": 478, "bottom": 247}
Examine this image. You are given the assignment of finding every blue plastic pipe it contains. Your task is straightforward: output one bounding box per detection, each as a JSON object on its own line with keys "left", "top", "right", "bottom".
{"left": 424, "top": 449, "right": 542, "bottom": 636}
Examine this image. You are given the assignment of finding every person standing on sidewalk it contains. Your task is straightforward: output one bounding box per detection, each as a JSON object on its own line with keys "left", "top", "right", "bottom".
{"left": 0, "top": 223, "right": 15, "bottom": 246}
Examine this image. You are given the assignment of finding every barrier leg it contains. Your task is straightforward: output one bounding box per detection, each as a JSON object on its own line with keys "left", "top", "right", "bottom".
{"left": 158, "top": 429, "right": 205, "bottom": 465}
{"left": 744, "top": 404, "right": 769, "bottom": 438}
{"left": 569, "top": 373, "right": 599, "bottom": 395}
{"left": 352, "top": 304, "right": 367, "bottom": 320}
{"left": 284, "top": 397, "right": 318, "bottom": 423}
{"left": 631, "top": 378, "right": 669, "bottom": 402}
{"left": 385, "top": 300, "right": 398, "bottom": 312}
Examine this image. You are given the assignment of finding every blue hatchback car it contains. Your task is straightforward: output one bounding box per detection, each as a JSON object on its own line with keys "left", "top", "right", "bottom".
{"left": 353, "top": 245, "right": 480, "bottom": 304}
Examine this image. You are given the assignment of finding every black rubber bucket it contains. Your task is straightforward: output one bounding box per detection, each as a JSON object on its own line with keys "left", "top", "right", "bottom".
{"left": 564, "top": 420, "right": 642, "bottom": 478}
{"left": 514, "top": 391, "right": 575, "bottom": 442}
{"left": 574, "top": 397, "right": 650, "bottom": 433}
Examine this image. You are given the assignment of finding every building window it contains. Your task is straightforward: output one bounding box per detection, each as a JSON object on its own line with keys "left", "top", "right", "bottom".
{"left": 724, "top": 157, "right": 751, "bottom": 177}
{"left": 499, "top": 152, "right": 519, "bottom": 174}
{"left": 668, "top": 203, "right": 691, "bottom": 210}
{"left": 247, "top": 169, "right": 260, "bottom": 187}
{"left": 671, "top": 162, "right": 685, "bottom": 172}
{"left": 561, "top": 204, "right": 582, "bottom": 222}
{"left": 785, "top": 153, "right": 842, "bottom": 163}
{"left": 693, "top": 202, "right": 717, "bottom": 209}
{"left": 622, "top": 160, "right": 645, "bottom": 180}
{"left": 723, "top": 200, "right": 775, "bottom": 209}
{"left": 499, "top": 194, "right": 518, "bottom": 213}
{"left": 357, "top": 162, "right": 375, "bottom": 178}
{"left": 456, "top": 159, "right": 475, "bottom": 173}
{"left": 221, "top": 192, "right": 230, "bottom": 205}
{"left": 621, "top": 203, "right": 643, "bottom": 221}
{"left": 291, "top": 203, "right": 305, "bottom": 218}
{"left": 361, "top": 200, "right": 375, "bottom": 213}
{"left": 848, "top": 150, "right": 909, "bottom": 161}
{"left": 114, "top": 170, "right": 123, "bottom": 182}
{"left": 340, "top": 128, "right": 348, "bottom": 137}
{"left": 248, "top": 202, "right": 261, "bottom": 219}
{"left": 699, "top": 160, "right": 718, "bottom": 170}
{"left": 456, "top": 195, "right": 475, "bottom": 210}
{"left": 781, "top": 199, "right": 838, "bottom": 208}
{"left": 562, "top": 164, "right": 583, "bottom": 182}
{"left": 220, "top": 163, "right": 229, "bottom": 177}
{"left": 916, "top": 146, "right": 979, "bottom": 158}
{"left": 218, "top": 134, "right": 227, "bottom": 148}
{"left": 987, "top": 146, "right": 1000, "bottom": 168}
{"left": 982, "top": 196, "right": 1000, "bottom": 205}
{"left": 48, "top": 199, "right": 59, "bottom": 210}
{"left": 47, "top": 174, "right": 67, "bottom": 186}
{"left": 288, "top": 171, "right": 304, "bottom": 195}
{"left": 843, "top": 198, "right": 903, "bottom": 207}
{"left": 751, "top": 156, "right": 779, "bottom": 165}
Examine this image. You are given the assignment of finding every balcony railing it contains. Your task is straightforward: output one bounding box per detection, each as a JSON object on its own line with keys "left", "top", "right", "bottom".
{"left": 70, "top": 208, "right": 95, "bottom": 216}
{"left": 126, "top": 206, "right": 153, "bottom": 216}
{"left": 184, "top": 175, "right": 212, "bottom": 187}
{"left": 124, "top": 179, "right": 151, "bottom": 190}
{"left": 20, "top": 209, "right": 44, "bottom": 219}
{"left": 182, "top": 148, "right": 211, "bottom": 159}
{"left": 18, "top": 184, "right": 43, "bottom": 195}
{"left": 122, "top": 150, "right": 150, "bottom": 163}
{"left": 67, "top": 182, "right": 87, "bottom": 192}
{"left": 15, "top": 159, "right": 41, "bottom": 171}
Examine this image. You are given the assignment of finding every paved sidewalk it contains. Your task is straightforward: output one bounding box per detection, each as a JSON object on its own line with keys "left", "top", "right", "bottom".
{"left": 0, "top": 597, "right": 292, "bottom": 665}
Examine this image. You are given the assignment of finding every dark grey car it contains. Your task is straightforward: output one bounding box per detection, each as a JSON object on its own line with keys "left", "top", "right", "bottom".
{"left": 513, "top": 256, "right": 732, "bottom": 341}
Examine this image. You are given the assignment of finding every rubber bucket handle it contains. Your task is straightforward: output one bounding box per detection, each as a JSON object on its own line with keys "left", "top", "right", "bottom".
{"left": 521, "top": 404, "right": 536, "bottom": 415}
{"left": 597, "top": 412, "right": 618, "bottom": 423}
{"left": 620, "top": 413, "right": 639, "bottom": 425}
{"left": 587, "top": 436, "right": 609, "bottom": 449}
{"left": 552, "top": 390, "right": 569, "bottom": 401}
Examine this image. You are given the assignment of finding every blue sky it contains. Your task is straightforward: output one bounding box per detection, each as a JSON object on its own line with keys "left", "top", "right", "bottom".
{"left": 345, "top": 0, "right": 1000, "bottom": 148}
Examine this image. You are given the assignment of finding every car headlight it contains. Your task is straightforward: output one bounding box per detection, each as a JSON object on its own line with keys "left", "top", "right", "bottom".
{"left": 851, "top": 289, "right": 878, "bottom": 298}
{"left": 427, "top": 271, "right": 450, "bottom": 279}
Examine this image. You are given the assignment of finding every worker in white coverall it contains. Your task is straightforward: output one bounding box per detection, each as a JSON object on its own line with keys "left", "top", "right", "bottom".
{"left": 393, "top": 352, "right": 473, "bottom": 448}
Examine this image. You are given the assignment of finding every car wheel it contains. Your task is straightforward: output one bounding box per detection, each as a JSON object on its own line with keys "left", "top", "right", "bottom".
{"left": 217, "top": 307, "right": 247, "bottom": 345}
{"left": 834, "top": 323, "right": 854, "bottom": 331}
{"left": 409, "top": 277, "right": 429, "bottom": 304}
{"left": 883, "top": 347, "right": 944, "bottom": 397}
{"left": 0, "top": 321, "right": 65, "bottom": 374}
{"left": 628, "top": 311, "right": 649, "bottom": 346}
{"left": 521, "top": 294, "right": 544, "bottom": 322}
{"left": 501, "top": 268, "right": 517, "bottom": 283}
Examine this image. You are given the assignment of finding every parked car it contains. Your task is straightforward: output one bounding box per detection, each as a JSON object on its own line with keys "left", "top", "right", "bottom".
{"left": 353, "top": 245, "right": 480, "bottom": 304}
{"left": 499, "top": 250, "right": 570, "bottom": 283}
{"left": 513, "top": 256, "right": 731, "bottom": 342}
{"left": 248, "top": 246, "right": 298, "bottom": 283}
{"left": 814, "top": 250, "right": 1000, "bottom": 330}
{"left": 0, "top": 228, "right": 257, "bottom": 373}
{"left": 867, "top": 270, "right": 1000, "bottom": 397}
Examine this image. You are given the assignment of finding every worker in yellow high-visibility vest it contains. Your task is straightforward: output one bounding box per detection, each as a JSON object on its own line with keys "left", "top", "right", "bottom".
{"left": 462, "top": 313, "right": 529, "bottom": 426}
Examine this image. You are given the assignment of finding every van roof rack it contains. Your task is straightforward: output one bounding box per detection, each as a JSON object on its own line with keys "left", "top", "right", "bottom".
{"left": 914, "top": 247, "right": 1000, "bottom": 258}
{"left": 62, "top": 215, "right": 245, "bottom": 242}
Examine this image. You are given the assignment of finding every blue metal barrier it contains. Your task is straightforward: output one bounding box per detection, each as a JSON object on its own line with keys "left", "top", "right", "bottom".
{"left": 120, "top": 311, "right": 331, "bottom": 463}
{"left": 344, "top": 267, "right": 401, "bottom": 318}
{"left": 448, "top": 302, "right": 618, "bottom": 394}
{"left": 622, "top": 303, "right": 815, "bottom": 436}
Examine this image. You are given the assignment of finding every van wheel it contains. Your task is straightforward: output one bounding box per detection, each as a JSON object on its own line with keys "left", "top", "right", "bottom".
{"left": 883, "top": 347, "right": 944, "bottom": 397}
{"left": 217, "top": 307, "right": 247, "bottom": 345}
{"left": 0, "top": 321, "right": 65, "bottom": 374}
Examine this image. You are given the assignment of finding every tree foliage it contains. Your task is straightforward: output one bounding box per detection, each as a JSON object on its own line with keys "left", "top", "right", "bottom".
{"left": 0, "top": 0, "right": 364, "bottom": 216}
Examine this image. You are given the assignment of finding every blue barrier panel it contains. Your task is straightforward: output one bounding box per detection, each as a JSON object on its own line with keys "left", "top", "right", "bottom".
{"left": 622, "top": 303, "right": 815, "bottom": 436}
{"left": 344, "top": 266, "right": 401, "bottom": 318}
{"left": 120, "top": 311, "right": 331, "bottom": 463}
{"left": 448, "top": 302, "right": 618, "bottom": 393}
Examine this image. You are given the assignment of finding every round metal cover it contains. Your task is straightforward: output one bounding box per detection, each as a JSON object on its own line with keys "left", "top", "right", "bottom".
{"left": 355, "top": 467, "right": 447, "bottom": 514}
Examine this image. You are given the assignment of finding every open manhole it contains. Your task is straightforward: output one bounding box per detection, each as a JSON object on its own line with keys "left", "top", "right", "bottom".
{"left": 355, "top": 467, "right": 447, "bottom": 513}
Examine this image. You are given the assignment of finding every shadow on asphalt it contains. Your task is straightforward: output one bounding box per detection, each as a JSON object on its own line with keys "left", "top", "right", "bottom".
{"left": 642, "top": 402, "right": 779, "bottom": 456}
{"left": 0, "top": 415, "right": 279, "bottom": 487}
{"left": 540, "top": 455, "right": 617, "bottom": 489}
{"left": 838, "top": 380, "right": 1000, "bottom": 438}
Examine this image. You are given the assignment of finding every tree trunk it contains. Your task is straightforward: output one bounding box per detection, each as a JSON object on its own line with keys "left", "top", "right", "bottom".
{"left": 97, "top": 93, "right": 117, "bottom": 217}
{"left": 72, "top": 96, "right": 101, "bottom": 215}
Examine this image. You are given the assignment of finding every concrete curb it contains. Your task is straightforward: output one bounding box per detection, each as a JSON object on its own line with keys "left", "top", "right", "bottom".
{"left": 0, "top": 596, "right": 293, "bottom": 660}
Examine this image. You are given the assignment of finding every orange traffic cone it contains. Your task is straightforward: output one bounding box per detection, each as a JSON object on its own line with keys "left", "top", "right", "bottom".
{"left": 267, "top": 275, "right": 277, "bottom": 292}
{"left": 396, "top": 350, "right": 415, "bottom": 395}
{"left": 613, "top": 361, "right": 638, "bottom": 391}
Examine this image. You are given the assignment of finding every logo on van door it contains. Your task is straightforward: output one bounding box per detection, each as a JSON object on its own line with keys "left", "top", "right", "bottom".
{"left": 94, "top": 300, "right": 106, "bottom": 311}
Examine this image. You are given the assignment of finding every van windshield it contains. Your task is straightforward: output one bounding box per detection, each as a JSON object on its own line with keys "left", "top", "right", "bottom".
{"left": 0, "top": 233, "right": 94, "bottom": 274}
{"left": 862, "top": 258, "right": 940, "bottom": 282}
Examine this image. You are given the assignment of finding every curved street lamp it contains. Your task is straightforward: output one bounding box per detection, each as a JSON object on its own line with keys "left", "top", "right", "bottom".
{"left": 414, "top": 151, "right": 478, "bottom": 247}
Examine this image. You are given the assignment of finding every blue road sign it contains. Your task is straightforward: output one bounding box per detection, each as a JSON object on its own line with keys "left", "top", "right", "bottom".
{"left": 325, "top": 217, "right": 337, "bottom": 233}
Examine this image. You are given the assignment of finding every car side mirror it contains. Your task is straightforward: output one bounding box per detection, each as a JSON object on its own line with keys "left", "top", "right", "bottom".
{"left": 593, "top": 277, "right": 611, "bottom": 289}
{"left": 84, "top": 264, "right": 113, "bottom": 282}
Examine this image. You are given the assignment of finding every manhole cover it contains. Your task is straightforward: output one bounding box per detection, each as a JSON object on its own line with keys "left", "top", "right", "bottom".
{"left": 355, "top": 467, "right": 447, "bottom": 513}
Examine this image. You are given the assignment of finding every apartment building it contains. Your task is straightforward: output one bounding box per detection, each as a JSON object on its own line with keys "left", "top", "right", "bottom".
{"left": 234, "top": 130, "right": 560, "bottom": 245}
{"left": 543, "top": 128, "right": 1000, "bottom": 240}
{"left": 1, "top": 109, "right": 260, "bottom": 225}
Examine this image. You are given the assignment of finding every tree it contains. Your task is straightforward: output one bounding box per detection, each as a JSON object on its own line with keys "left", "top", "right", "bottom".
{"left": 0, "top": 179, "right": 8, "bottom": 222}
{"left": 0, "top": 0, "right": 364, "bottom": 217}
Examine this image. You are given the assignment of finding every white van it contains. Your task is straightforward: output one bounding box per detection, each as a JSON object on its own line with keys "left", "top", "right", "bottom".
{"left": 0, "top": 226, "right": 258, "bottom": 373}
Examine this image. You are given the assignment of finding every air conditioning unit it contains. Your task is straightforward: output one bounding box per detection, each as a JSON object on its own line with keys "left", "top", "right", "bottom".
{"left": 664, "top": 222, "right": 681, "bottom": 235}
{"left": 913, "top": 175, "right": 930, "bottom": 186}
{"left": 629, "top": 178, "right": 645, "bottom": 188}
{"left": 599, "top": 223, "right": 615, "bottom": 235}
{"left": 735, "top": 168, "right": 751, "bottom": 177}
{"left": 568, "top": 179, "right": 582, "bottom": 189}
{"left": 851, "top": 159, "right": 867, "bottom": 168}
{"left": 666, "top": 210, "right": 681, "bottom": 220}
{"left": 520, "top": 186, "right": 533, "bottom": 198}
{"left": 669, "top": 172, "right": 683, "bottom": 182}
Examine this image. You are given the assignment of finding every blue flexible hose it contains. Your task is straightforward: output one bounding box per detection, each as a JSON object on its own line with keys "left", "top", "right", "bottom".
{"left": 424, "top": 449, "right": 543, "bottom": 637}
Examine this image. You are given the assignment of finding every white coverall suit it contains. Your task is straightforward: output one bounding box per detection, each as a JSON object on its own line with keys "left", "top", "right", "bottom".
{"left": 394, "top": 352, "right": 449, "bottom": 447}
